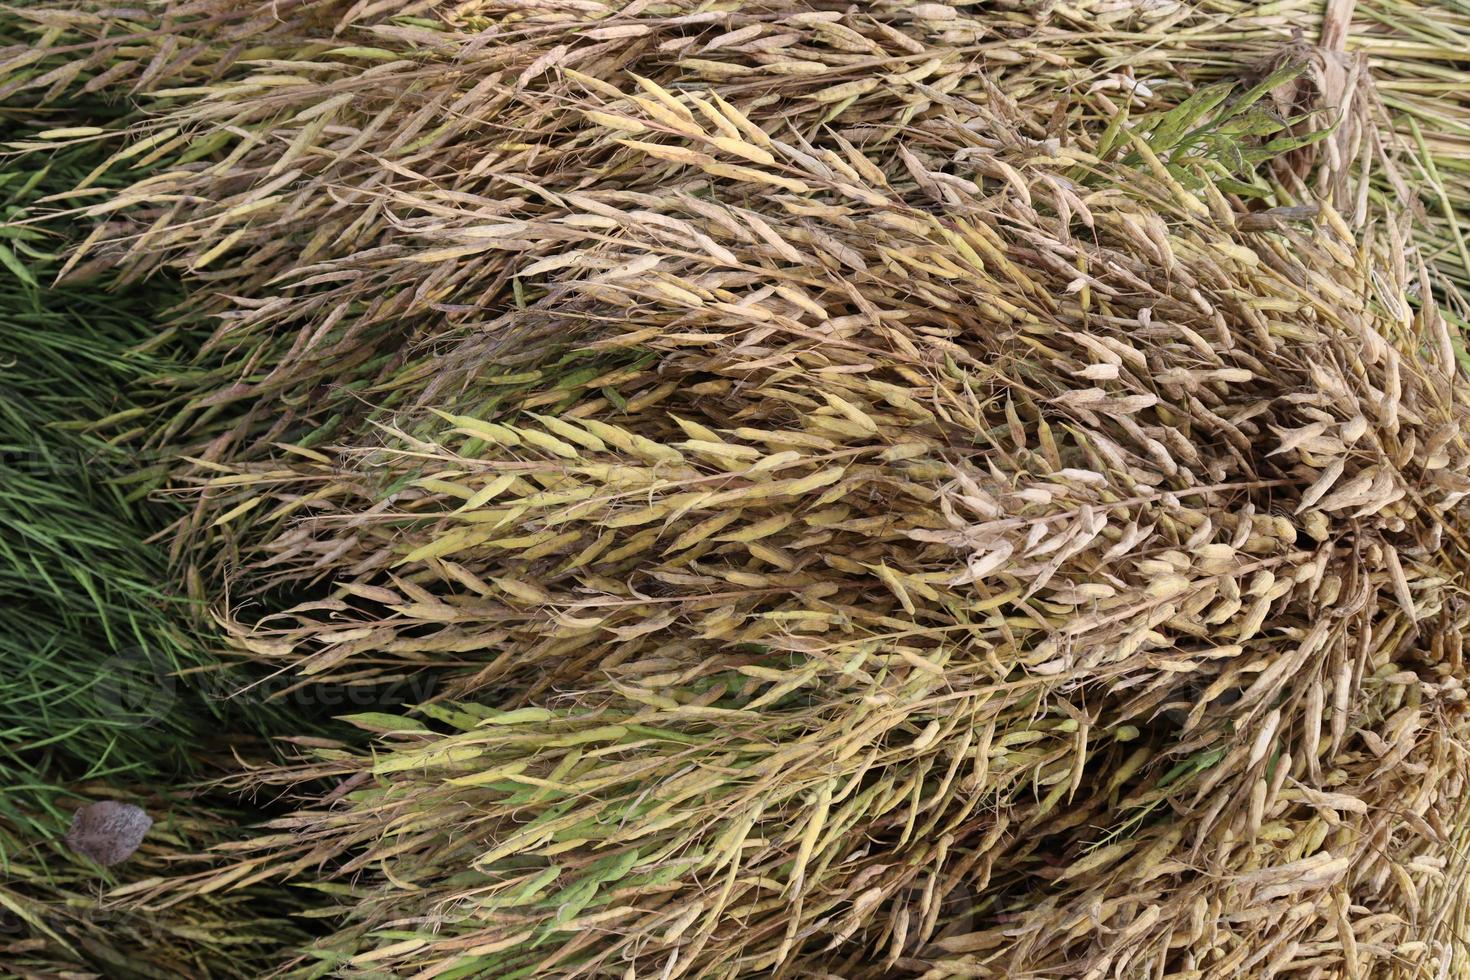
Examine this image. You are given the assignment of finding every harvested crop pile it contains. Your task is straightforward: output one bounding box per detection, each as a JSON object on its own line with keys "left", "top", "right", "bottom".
{"left": 4, "top": 1, "right": 1470, "bottom": 978}
{"left": 1047, "top": 0, "right": 1470, "bottom": 287}
{"left": 1302, "top": 0, "right": 1470, "bottom": 285}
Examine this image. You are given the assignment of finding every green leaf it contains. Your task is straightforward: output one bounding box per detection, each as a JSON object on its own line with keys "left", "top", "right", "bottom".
{"left": 418, "top": 703, "right": 486, "bottom": 731}
{"left": 1146, "top": 81, "right": 1234, "bottom": 156}
{"left": 1158, "top": 746, "right": 1227, "bottom": 789}
{"left": 1231, "top": 61, "right": 1309, "bottom": 117}
{"left": 339, "top": 712, "right": 429, "bottom": 732}
{"left": 1260, "top": 125, "right": 1335, "bottom": 155}
{"left": 0, "top": 242, "right": 36, "bottom": 287}
{"left": 1095, "top": 100, "right": 1132, "bottom": 163}
{"left": 1217, "top": 106, "right": 1289, "bottom": 138}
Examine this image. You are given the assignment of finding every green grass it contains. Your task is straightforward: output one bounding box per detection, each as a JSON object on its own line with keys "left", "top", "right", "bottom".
{"left": 0, "top": 143, "right": 255, "bottom": 782}
{"left": 0, "top": 86, "right": 311, "bottom": 980}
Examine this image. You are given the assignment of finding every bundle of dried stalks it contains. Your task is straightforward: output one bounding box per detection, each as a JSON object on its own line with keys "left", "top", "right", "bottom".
{"left": 173, "top": 140, "right": 1470, "bottom": 969}
{"left": 2, "top": 0, "right": 1425, "bottom": 478}
{"left": 6, "top": 1, "right": 1470, "bottom": 978}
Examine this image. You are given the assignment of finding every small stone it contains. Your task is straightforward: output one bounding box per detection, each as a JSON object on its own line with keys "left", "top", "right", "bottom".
{"left": 64, "top": 801, "right": 152, "bottom": 867}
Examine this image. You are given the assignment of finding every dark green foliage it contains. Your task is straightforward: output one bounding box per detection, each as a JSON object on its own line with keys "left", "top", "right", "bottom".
{"left": 1, "top": 142, "right": 234, "bottom": 781}
{"left": 0, "top": 75, "right": 306, "bottom": 980}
